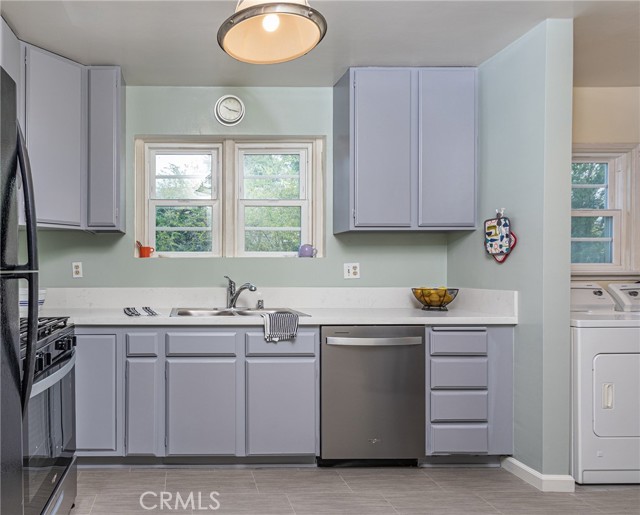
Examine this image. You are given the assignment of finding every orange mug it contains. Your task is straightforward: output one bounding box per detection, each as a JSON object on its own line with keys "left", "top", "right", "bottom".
{"left": 139, "top": 246, "right": 155, "bottom": 258}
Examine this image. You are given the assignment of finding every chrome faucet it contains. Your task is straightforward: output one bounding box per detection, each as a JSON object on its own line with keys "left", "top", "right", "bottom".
{"left": 224, "top": 276, "right": 257, "bottom": 309}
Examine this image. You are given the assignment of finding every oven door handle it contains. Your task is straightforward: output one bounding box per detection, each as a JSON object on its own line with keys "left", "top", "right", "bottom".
{"left": 30, "top": 353, "right": 76, "bottom": 399}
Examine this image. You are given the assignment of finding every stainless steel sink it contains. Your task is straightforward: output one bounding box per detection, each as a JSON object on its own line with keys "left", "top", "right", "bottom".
{"left": 170, "top": 307, "right": 309, "bottom": 317}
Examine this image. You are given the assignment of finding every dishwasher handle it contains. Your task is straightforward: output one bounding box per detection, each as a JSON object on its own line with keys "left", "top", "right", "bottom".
{"left": 326, "top": 336, "right": 423, "bottom": 347}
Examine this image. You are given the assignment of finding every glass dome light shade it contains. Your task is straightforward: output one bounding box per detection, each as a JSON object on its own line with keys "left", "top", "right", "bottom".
{"left": 218, "top": 1, "right": 327, "bottom": 65}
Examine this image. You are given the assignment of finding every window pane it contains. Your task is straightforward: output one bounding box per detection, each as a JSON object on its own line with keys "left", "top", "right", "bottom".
{"left": 155, "top": 206, "right": 213, "bottom": 252}
{"left": 243, "top": 154, "right": 300, "bottom": 199}
{"left": 156, "top": 231, "right": 213, "bottom": 253}
{"left": 245, "top": 231, "right": 301, "bottom": 253}
{"left": 155, "top": 178, "right": 212, "bottom": 200}
{"left": 571, "top": 241, "right": 613, "bottom": 264}
{"left": 571, "top": 162, "right": 607, "bottom": 185}
{"left": 571, "top": 186, "right": 607, "bottom": 209}
{"left": 243, "top": 206, "right": 301, "bottom": 253}
{"left": 243, "top": 178, "right": 301, "bottom": 200}
{"left": 245, "top": 206, "right": 301, "bottom": 228}
{"left": 571, "top": 162, "right": 608, "bottom": 209}
{"left": 571, "top": 216, "right": 613, "bottom": 238}
{"left": 155, "top": 154, "right": 213, "bottom": 199}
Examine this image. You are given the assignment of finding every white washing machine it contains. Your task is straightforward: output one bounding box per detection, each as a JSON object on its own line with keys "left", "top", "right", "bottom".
{"left": 571, "top": 282, "right": 640, "bottom": 484}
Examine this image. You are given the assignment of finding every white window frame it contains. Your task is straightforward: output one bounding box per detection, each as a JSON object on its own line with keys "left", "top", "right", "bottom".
{"left": 234, "top": 143, "right": 312, "bottom": 257}
{"left": 135, "top": 137, "right": 324, "bottom": 258}
{"left": 570, "top": 210, "right": 622, "bottom": 269}
{"left": 144, "top": 143, "right": 223, "bottom": 257}
{"left": 571, "top": 145, "right": 639, "bottom": 275}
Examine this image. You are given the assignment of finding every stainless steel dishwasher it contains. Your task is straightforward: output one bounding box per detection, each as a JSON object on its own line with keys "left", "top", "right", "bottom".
{"left": 320, "top": 326, "right": 425, "bottom": 460}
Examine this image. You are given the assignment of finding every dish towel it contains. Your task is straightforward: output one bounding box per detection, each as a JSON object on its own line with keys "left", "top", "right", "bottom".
{"left": 261, "top": 312, "right": 299, "bottom": 342}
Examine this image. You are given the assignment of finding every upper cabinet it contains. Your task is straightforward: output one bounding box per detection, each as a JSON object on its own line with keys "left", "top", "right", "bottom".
{"left": 87, "top": 67, "right": 125, "bottom": 231}
{"left": 333, "top": 67, "right": 477, "bottom": 233}
{"left": 22, "top": 44, "right": 125, "bottom": 232}
{"left": 1, "top": 18, "right": 21, "bottom": 86}
{"left": 25, "top": 45, "right": 85, "bottom": 227}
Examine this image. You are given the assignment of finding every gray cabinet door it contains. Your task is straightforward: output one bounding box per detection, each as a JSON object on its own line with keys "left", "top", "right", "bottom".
{"left": 418, "top": 68, "right": 476, "bottom": 228}
{"left": 353, "top": 69, "right": 413, "bottom": 227}
{"left": 246, "top": 358, "right": 316, "bottom": 455}
{"left": 75, "top": 334, "right": 119, "bottom": 452}
{"left": 87, "top": 67, "right": 124, "bottom": 232}
{"left": 166, "top": 358, "right": 237, "bottom": 455}
{"left": 25, "top": 45, "right": 84, "bottom": 227}
{"left": 126, "top": 357, "right": 162, "bottom": 456}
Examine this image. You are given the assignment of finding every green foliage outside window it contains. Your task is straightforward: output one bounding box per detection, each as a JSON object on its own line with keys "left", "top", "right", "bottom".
{"left": 243, "top": 154, "right": 300, "bottom": 200}
{"left": 155, "top": 206, "right": 213, "bottom": 253}
{"left": 571, "top": 162, "right": 612, "bottom": 264}
{"left": 571, "top": 162, "right": 607, "bottom": 209}
{"left": 150, "top": 150, "right": 308, "bottom": 254}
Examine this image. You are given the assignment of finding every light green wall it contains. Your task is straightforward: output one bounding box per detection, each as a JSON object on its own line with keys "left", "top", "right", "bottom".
{"left": 35, "top": 86, "right": 448, "bottom": 287}
{"left": 447, "top": 20, "right": 573, "bottom": 475}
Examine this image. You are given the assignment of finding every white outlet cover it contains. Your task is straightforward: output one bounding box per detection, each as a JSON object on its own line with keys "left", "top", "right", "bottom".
{"left": 344, "top": 263, "right": 360, "bottom": 279}
{"left": 72, "top": 262, "right": 83, "bottom": 278}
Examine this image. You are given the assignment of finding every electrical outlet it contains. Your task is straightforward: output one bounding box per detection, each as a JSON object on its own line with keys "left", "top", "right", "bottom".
{"left": 344, "top": 263, "right": 361, "bottom": 279}
{"left": 72, "top": 262, "right": 83, "bottom": 278}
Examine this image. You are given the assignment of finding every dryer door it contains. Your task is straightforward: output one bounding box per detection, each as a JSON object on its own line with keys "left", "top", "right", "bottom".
{"left": 593, "top": 353, "right": 640, "bottom": 437}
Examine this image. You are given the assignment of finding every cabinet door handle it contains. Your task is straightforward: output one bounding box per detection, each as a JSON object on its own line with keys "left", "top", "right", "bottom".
{"left": 602, "top": 383, "right": 614, "bottom": 410}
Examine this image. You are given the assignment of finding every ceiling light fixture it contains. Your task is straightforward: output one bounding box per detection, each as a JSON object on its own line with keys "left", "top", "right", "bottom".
{"left": 217, "top": 0, "right": 327, "bottom": 65}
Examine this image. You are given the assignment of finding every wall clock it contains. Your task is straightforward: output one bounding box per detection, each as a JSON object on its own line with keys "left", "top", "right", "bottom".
{"left": 214, "top": 95, "right": 245, "bottom": 126}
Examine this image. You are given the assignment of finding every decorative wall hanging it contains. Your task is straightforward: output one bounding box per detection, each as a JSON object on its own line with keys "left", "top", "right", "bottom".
{"left": 484, "top": 208, "right": 517, "bottom": 264}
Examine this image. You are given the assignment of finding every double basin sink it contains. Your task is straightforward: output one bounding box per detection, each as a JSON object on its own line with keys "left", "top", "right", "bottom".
{"left": 170, "top": 307, "right": 309, "bottom": 317}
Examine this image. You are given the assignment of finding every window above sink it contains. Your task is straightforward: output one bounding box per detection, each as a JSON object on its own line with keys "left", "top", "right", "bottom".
{"left": 135, "top": 138, "right": 325, "bottom": 258}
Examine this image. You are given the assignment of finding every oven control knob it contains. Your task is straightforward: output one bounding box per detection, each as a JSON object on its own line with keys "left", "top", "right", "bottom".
{"left": 55, "top": 337, "right": 73, "bottom": 351}
{"left": 44, "top": 352, "right": 52, "bottom": 367}
{"left": 35, "top": 353, "right": 45, "bottom": 373}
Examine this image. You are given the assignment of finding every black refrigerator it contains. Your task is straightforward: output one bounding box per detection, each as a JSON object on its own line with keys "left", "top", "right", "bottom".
{"left": 1, "top": 65, "right": 40, "bottom": 515}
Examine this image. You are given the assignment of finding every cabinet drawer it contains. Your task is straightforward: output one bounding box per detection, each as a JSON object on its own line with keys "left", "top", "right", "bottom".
{"left": 430, "top": 423, "right": 488, "bottom": 453}
{"left": 430, "top": 391, "right": 488, "bottom": 422}
{"left": 430, "top": 330, "right": 487, "bottom": 355}
{"left": 166, "top": 332, "right": 237, "bottom": 356}
{"left": 245, "top": 331, "right": 316, "bottom": 356}
{"left": 126, "top": 333, "right": 158, "bottom": 356}
{"left": 431, "top": 357, "right": 488, "bottom": 389}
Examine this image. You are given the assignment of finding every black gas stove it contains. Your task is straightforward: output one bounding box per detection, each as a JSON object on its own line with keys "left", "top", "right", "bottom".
{"left": 19, "top": 317, "right": 75, "bottom": 363}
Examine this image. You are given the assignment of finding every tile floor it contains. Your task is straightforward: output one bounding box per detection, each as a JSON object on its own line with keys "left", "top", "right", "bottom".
{"left": 70, "top": 466, "right": 640, "bottom": 514}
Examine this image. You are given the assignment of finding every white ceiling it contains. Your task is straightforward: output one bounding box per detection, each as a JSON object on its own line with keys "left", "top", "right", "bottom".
{"left": 1, "top": 0, "right": 638, "bottom": 87}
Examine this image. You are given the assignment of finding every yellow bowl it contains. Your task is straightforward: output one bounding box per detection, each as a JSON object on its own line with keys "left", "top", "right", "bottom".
{"left": 411, "top": 287, "right": 459, "bottom": 311}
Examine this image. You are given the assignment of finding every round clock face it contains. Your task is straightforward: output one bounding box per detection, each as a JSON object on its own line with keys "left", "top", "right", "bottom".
{"left": 214, "top": 95, "right": 245, "bottom": 126}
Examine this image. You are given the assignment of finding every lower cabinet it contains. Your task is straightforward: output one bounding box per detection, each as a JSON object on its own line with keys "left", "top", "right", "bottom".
{"left": 125, "top": 331, "right": 162, "bottom": 456}
{"left": 164, "top": 330, "right": 241, "bottom": 456}
{"left": 75, "top": 326, "right": 319, "bottom": 458}
{"left": 75, "top": 334, "right": 122, "bottom": 455}
{"left": 245, "top": 330, "right": 318, "bottom": 456}
{"left": 166, "top": 358, "right": 238, "bottom": 455}
{"left": 246, "top": 358, "right": 317, "bottom": 455}
{"left": 425, "top": 326, "right": 513, "bottom": 456}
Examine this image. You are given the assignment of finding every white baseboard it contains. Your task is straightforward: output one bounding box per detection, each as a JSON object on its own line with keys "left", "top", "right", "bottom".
{"left": 501, "top": 457, "right": 575, "bottom": 492}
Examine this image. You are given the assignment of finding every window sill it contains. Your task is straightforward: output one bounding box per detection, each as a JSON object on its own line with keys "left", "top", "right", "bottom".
{"left": 572, "top": 270, "right": 640, "bottom": 280}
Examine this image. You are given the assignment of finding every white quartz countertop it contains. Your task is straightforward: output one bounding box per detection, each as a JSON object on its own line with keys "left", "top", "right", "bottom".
{"left": 37, "top": 287, "right": 518, "bottom": 327}
{"left": 38, "top": 307, "right": 516, "bottom": 327}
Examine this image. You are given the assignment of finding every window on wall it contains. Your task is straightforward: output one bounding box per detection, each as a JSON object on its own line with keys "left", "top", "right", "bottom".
{"left": 137, "top": 139, "right": 323, "bottom": 257}
{"left": 571, "top": 146, "right": 639, "bottom": 274}
{"left": 146, "top": 144, "right": 222, "bottom": 256}
{"left": 236, "top": 144, "right": 311, "bottom": 256}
